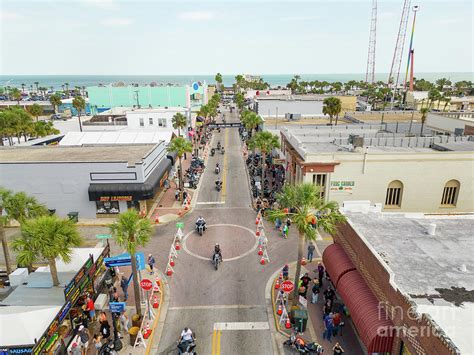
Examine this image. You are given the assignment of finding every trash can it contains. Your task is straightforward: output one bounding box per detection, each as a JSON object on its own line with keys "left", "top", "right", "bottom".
{"left": 48, "top": 209, "right": 56, "bottom": 215}
{"left": 67, "top": 212, "right": 79, "bottom": 223}
{"left": 291, "top": 309, "right": 308, "bottom": 333}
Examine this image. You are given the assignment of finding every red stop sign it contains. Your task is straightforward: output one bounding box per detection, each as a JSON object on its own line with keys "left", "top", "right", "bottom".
{"left": 280, "top": 280, "right": 294, "bottom": 293}
{"left": 140, "top": 279, "right": 153, "bottom": 291}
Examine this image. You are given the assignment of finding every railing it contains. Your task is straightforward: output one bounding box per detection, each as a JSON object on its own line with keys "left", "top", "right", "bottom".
{"left": 83, "top": 121, "right": 127, "bottom": 126}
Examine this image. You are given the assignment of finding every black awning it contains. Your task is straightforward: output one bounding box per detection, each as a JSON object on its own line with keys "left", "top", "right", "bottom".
{"left": 88, "top": 157, "right": 172, "bottom": 201}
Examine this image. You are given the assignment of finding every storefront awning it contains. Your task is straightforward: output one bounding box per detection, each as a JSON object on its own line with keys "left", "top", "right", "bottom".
{"left": 322, "top": 243, "right": 356, "bottom": 288}
{"left": 88, "top": 156, "right": 172, "bottom": 201}
{"left": 324, "top": 243, "right": 394, "bottom": 353}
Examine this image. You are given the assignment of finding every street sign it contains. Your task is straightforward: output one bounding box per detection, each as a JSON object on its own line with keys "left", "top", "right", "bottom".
{"left": 280, "top": 280, "right": 295, "bottom": 294}
{"left": 140, "top": 279, "right": 153, "bottom": 291}
{"left": 104, "top": 251, "right": 146, "bottom": 270}
{"left": 96, "top": 234, "right": 112, "bottom": 239}
{"left": 109, "top": 302, "right": 126, "bottom": 313}
{"left": 176, "top": 222, "right": 184, "bottom": 228}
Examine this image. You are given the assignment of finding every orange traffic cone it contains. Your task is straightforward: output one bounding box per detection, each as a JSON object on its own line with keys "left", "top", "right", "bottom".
{"left": 279, "top": 272, "right": 283, "bottom": 280}
{"left": 256, "top": 230, "right": 260, "bottom": 237}
{"left": 143, "top": 323, "right": 151, "bottom": 339}
{"left": 277, "top": 304, "right": 283, "bottom": 315}
{"left": 301, "top": 257, "right": 307, "bottom": 266}
{"left": 153, "top": 296, "right": 159, "bottom": 308}
{"left": 285, "top": 317, "right": 291, "bottom": 329}
{"left": 255, "top": 218, "right": 259, "bottom": 225}
{"left": 258, "top": 247, "right": 263, "bottom": 256}
{"left": 169, "top": 257, "right": 175, "bottom": 267}
{"left": 154, "top": 215, "right": 159, "bottom": 224}
{"left": 166, "top": 267, "right": 173, "bottom": 276}
{"left": 260, "top": 256, "right": 265, "bottom": 265}
{"left": 155, "top": 278, "right": 160, "bottom": 287}
{"left": 275, "top": 279, "right": 280, "bottom": 289}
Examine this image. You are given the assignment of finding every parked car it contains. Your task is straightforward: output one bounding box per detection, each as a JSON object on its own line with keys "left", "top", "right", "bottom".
{"left": 50, "top": 114, "right": 67, "bottom": 121}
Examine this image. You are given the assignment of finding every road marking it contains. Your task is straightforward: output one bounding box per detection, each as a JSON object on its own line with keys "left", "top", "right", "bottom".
{"left": 213, "top": 322, "right": 270, "bottom": 331}
{"left": 196, "top": 201, "right": 226, "bottom": 205}
{"left": 212, "top": 329, "right": 217, "bottom": 355}
{"left": 169, "top": 304, "right": 265, "bottom": 310}
{"left": 216, "top": 329, "right": 221, "bottom": 354}
{"left": 220, "top": 128, "right": 229, "bottom": 202}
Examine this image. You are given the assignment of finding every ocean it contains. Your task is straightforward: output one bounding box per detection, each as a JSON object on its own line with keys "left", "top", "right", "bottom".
{"left": 0, "top": 73, "right": 472, "bottom": 90}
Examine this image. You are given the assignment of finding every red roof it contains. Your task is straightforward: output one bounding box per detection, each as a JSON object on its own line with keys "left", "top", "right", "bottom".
{"left": 322, "top": 243, "right": 356, "bottom": 288}
{"left": 337, "top": 270, "right": 395, "bottom": 353}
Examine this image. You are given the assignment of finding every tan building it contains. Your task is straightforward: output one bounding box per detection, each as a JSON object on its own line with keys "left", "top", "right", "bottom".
{"left": 406, "top": 91, "right": 474, "bottom": 111}
{"left": 280, "top": 125, "right": 474, "bottom": 213}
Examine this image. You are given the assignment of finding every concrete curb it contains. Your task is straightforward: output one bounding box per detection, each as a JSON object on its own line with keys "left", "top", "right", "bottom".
{"left": 265, "top": 266, "right": 288, "bottom": 355}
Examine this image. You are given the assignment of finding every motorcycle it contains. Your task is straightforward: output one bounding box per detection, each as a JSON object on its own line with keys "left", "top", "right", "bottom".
{"left": 217, "top": 142, "right": 221, "bottom": 151}
{"left": 196, "top": 222, "right": 205, "bottom": 236}
{"left": 283, "top": 328, "right": 323, "bottom": 354}
{"left": 221, "top": 147, "right": 225, "bottom": 155}
{"left": 216, "top": 181, "right": 222, "bottom": 192}
{"left": 211, "top": 148, "right": 215, "bottom": 156}
{"left": 215, "top": 166, "right": 220, "bottom": 174}
{"left": 99, "top": 338, "right": 120, "bottom": 355}
{"left": 212, "top": 253, "right": 221, "bottom": 270}
{"left": 177, "top": 339, "right": 196, "bottom": 355}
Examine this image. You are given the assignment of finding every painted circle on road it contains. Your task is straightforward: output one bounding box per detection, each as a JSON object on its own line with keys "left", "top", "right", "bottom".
{"left": 182, "top": 224, "right": 258, "bottom": 262}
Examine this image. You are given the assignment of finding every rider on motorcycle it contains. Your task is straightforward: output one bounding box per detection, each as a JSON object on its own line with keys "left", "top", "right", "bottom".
{"left": 217, "top": 141, "right": 221, "bottom": 150}
{"left": 215, "top": 177, "right": 222, "bottom": 188}
{"left": 178, "top": 327, "right": 195, "bottom": 354}
{"left": 213, "top": 243, "right": 222, "bottom": 262}
{"left": 196, "top": 216, "right": 206, "bottom": 230}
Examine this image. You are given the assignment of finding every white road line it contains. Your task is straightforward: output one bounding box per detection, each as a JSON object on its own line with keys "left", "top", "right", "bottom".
{"left": 214, "top": 322, "right": 270, "bottom": 331}
{"left": 169, "top": 304, "right": 264, "bottom": 310}
{"left": 196, "top": 201, "right": 226, "bottom": 205}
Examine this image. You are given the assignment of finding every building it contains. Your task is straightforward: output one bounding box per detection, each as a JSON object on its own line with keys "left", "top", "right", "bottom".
{"left": 406, "top": 91, "right": 474, "bottom": 111}
{"left": 280, "top": 125, "right": 474, "bottom": 213}
{"left": 245, "top": 89, "right": 291, "bottom": 99}
{"left": 323, "top": 208, "right": 474, "bottom": 354}
{"left": 125, "top": 107, "right": 191, "bottom": 131}
{"left": 0, "top": 143, "right": 174, "bottom": 218}
{"left": 254, "top": 94, "right": 357, "bottom": 118}
{"left": 427, "top": 112, "right": 474, "bottom": 135}
{"left": 87, "top": 84, "right": 207, "bottom": 115}
{"left": 58, "top": 97, "right": 91, "bottom": 116}
{"left": 58, "top": 131, "right": 175, "bottom": 146}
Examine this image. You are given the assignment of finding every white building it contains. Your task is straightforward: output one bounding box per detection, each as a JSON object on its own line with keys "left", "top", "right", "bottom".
{"left": 125, "top": 107, "right": 191, "bottom": 131}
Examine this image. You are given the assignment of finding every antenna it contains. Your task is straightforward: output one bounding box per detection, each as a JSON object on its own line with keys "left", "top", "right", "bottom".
{"left": 365, "top": 0, "right": 377, "bottom": 84}
{"left": 388, "top": 0, "right": 412, "bottom": 107}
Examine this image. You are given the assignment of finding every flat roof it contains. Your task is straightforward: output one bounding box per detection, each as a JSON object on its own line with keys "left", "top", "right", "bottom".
{"left": 59, "top": 131, "right": 173, "bottom": 146}
{"left": 0, "top": 144, "right": 156, "bottom": 164}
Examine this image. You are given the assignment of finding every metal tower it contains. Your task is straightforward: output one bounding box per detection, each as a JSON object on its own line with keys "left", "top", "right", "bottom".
{"left": 365, "top": 0, "right": 377, "bottom": 84}
{"left": 388, "top": 0, "right": 412, "bottom": 89}
{"left": 403, "top": 5, "right": 420, "bottom": 90}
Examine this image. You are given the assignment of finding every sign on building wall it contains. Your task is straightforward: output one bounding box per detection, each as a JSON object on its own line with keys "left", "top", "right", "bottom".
{"left": 330, "top": 181, "right": 355, "bottom": 193}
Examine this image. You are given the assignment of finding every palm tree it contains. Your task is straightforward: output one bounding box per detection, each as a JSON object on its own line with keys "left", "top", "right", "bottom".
{"left": 26, "top": 103, "right": 43, "bottom": 122}
{"left": 50, "top": 94, "right": 62, "bottom": 114}
{"left": 168, "top": 137, "right": 193, "bottom": 201}
{"left": 21, "top": 83, "right": 25, "bottom": 93}
{"left": 12, "top": 215, "right": 82, "bottom": 286}
{"left": 420, "top": 107, "right": 429, "bottom": 136}
{"left": 267, "top": 183, "right": 346, "bottom": 306}
{"left": 235, "top": 92, "right": 245, "bottom": 112}
{"left": 10, "top": 88, "right": 21, "bottom": 104}
{"left": 34, "top": 82, "right": 39, "bottom": 93}
{"left": 110, "top": 210, "right": 152, "bottom": 317}
{"left": 0, "top": 188, "right": 13, "bottom": 274}
{"left": 3, "top": 191, "right": 48, "bottom": 224}
{"left": 215, "top": 73, "right": 223, "bottom": 92}
{"left": 241, "top": 111, "right": 263, "bottom": 140}
{"left": 72, "top": 96, "right": 86, "bottom": 132}
{"left": 172, "top": 112, "right": 187, "bottom": 137}
{"left": 322, "top": 97, "right": 342, "bottom": 125}
{"left": 65, "top": 83, "right": 70, "bottom": 97}
{"left": 442, "top": 96, "right": 452, "bottom": 112}
{"left": 248, "top": 131, "right": 280, "bottom": 198}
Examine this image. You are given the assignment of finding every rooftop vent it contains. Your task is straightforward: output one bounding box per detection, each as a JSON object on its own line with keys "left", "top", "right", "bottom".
{"left": 427, "top": 223, "right": 436, "bottom": 236}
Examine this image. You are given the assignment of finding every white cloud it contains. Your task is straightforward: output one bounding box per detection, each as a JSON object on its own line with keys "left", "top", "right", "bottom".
{"left": 0, "top": 11, "right": 24, "bottom": 21}
{"left": 81, "top": 0, "right": 117, "bottom": 10}
{"left": 281, "top": 15, "right": 320, "bottom": 22}
{"left": 178, "top": 11, "right": 215, "bottom": 21}
{"left": 100, "top": 18, "right": 133, "bottom": 26}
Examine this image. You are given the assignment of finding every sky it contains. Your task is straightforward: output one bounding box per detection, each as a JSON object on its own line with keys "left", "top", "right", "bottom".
{"left": 0, "top": 0, "right": 472, "bottom": 75}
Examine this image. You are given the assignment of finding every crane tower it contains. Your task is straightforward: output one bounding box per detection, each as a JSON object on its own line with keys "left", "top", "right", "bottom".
{"left": 365, "top": 0, "right": 377, "bottom": 84}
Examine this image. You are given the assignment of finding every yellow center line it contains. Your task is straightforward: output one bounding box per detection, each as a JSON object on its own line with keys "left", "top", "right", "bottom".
{"left": 211, "top": 329, "right": 217, "bottom": 355}
{"left": 216, "top": 330, "right": 222, "bottom": 355}
{"left": 220, "top": 129, "right": 229, "bottom": 202}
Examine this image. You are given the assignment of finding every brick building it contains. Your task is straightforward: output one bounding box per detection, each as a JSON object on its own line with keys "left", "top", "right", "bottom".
{"left": 323, "top": 208, "right": 473, "bottom": 354}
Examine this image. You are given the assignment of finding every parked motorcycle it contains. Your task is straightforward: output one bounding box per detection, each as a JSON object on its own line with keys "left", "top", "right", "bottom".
{"left": 283, "top": 328, "right": 323, "bottom": 354}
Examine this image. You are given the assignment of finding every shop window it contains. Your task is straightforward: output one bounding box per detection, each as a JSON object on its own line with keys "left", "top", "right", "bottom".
{"left": 312, "top": 173, "right": 327, "bottom": 199}
{"left": 385, "top": 180, "right": 403, "bottom": 208}
{"left": 96, "top": 201, "right": 120, "bottom": 215}
{"left": 441, "top": 180, "right": 460, "bottom": 206}
{"left": 149, "top": 117, "right": 154, "bottom": 125}
{"left": 127, "top": 200, "right": 140, "bottom": 211}
{"left": 158, "top": 118, "right": 167, "bottom": 127}
{"left": 139, "top": 118, "right": 144, "bottom": 127}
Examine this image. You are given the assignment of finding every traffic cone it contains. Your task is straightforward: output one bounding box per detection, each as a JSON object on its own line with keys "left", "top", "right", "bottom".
{"left": 301, "top": 257, "right": 307, "bottom": 266}
{"left": 277, "top": 304, "right": 283, "bottom": 315}
{"left": 153, "top": 296, "right": 159, "bottom": 308}
{"left": 258, "top": 247, "right": 263, "bottom": 256}
{"left": 169, "top": 257, "right": 175, "bottom": 267}
{"left": 178, "top": 210, "right": 183, "bottom": 216}
{"left": 255, "top": 218, "right": 259, "bottom": 225}
{"left": 154, "top": 215, "right": 159, "bottom": 224}
{"left": 256, "top": 230, "right": 260, "bottom": 237}
{"left": 166, "top": 267, "right": 173, "bottom": 276}
{"left": 285, "top": 316, "right": 291, "bottom": 329}
{"left": 143, "top": 323, "right": 151, "bottom": 339}
{"left": 175, "top": 241, "right": 181, "bottom": 250}
{"left": 279, "top": 272, "right": 283, "bottom": 280}
{"left": 275, "top": 279, "right": 280, "bottom": 289}
{"left": 260, "top": 256, "right": 265, "bottom": 265}
{"left": 155, "top": 277, "right": 160, "bottom": 287}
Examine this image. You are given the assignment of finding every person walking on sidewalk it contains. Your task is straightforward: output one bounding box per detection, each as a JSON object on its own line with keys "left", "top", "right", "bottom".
{"left": 307, "top": 242, "right": 316, "bottom": 262}
{"left": 148, "top": 254, "right": 156, "bottom": 275}
{"left": 311, "top": 279, "right": 320, "bottom": 304}
{"left": 323, "top": 313, "right": 334, "bottom": 342}
{"left": 316, "top": 262, "right": 325, "bottom": 286}
{"left": 333, "top": 342, "right": 344, "bottom": 354}
{"left": 120, "top": 275, "right": 129, "bottom": 301}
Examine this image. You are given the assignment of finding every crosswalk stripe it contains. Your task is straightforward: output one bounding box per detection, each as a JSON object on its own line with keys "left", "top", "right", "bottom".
{"left": 214, "top": 322, "right": 270, "bottom": 331}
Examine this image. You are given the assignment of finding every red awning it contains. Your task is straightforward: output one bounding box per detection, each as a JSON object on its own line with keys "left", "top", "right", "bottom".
{"left": 322, "top": 243, "right": 356, "bottom": 288}
{"left": 337, "top": 270, "right": 394, "bottom": 353}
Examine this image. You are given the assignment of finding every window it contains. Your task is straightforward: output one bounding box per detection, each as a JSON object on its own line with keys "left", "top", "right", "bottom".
{"left": 312, "top": 174, "right": 327, "bottom": 199}
{"left": 139, "top": 118, "right": 144, "bottom": 127}
{"left": 441, "top": 180, "right": 460, "bottom": 206}
{"left": 96, "top": 201, "right": 120, "bottom": 215}
{"left": 158, "top": 118, "right": 167, "bottom": 127}
{"left": 385, "top": 180, "right": 403, "bottom": 208}
{"left": 149, "top": 117, "right": 153, "bottom": 125}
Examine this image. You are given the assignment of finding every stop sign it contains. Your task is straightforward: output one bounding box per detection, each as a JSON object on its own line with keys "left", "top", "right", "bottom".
{"left": 280, "top": 280, "right": 294, "bottom": 293}
{"left": 140, "top": 278, "right": 153, "bottom": 291}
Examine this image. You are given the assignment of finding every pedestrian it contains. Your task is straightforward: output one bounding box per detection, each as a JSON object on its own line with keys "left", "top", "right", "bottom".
{"left": 147, "top": 254, "right": 155, "bottom": 275}
{"left": 286, "top": 217, "right": 291, "bottom": 228}
{"left": 307, "top": 242, "right": 316, "bottom": 262}
{"left": 120, "top": 275, "right": 129, "bottom": 301}
{"left": 70, "top": 342, "right": 81, "bottom": 355}
{"left": 111, "top": 287, "right": 119, "bottom": 302}
{"left": 311, "top": 279, "right": 320, "bottom": 304}
{"left": 316, "top": 262, "right": 325, "bottom": 285}
{"left": 332, "top": 311, "right": 342, "bottom": 336}
{"left": 78, "top": 325, "right": 90, "bottom": 355}
{"left": 119, "top": 311, "right": 130, "bottom": 337}
{"left": 282, "top": 264, "right": 289, "bottom": 280}
{"left": 99, "top": 318, "right": 111, "bottom": 340}
{"left": 323, "top": 299, "right": 333, "bottom": 319}
{"left": 93, "top": 334, "right": 102, "bottom": 353}
{"left": 322, "top": 313, "right": 334, "bottom": 342}
{"left": 175, "top": 188, "right": 180, "bottom": 201}
{"left": 333, "top": 342, "right": 344, "bottom": 354}
{"left": 300, "top": 273, "right": 311, "bottom": 288}
{"left": 298, "top": 280, "right": 307, "bottom": 299}
{"left": 324, "top": 286, "right": 335, "bottom": 303}
{"left": 85, "top": 295, "right": 95, "bottom": 321}
{"left": 183, "top": 190, "right": 188, "bottom": 201}
{"left": 282, "top": 224, "right": 289, "bottom": 239}
{"left": 275, "top": 217, "right": 282, "bottom": 230}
